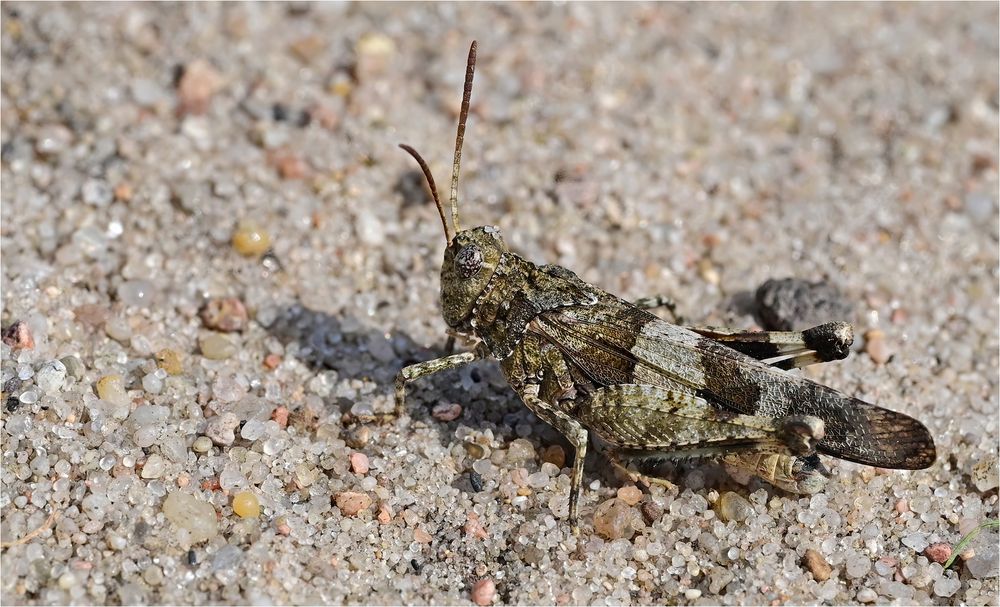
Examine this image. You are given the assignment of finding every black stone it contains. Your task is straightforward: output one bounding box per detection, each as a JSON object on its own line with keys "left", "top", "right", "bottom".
{"left": 754, "top": 278, "right": 853, "bottom": 331}
{"left": 469, "top": 471, "right": 484, "bottom": 492}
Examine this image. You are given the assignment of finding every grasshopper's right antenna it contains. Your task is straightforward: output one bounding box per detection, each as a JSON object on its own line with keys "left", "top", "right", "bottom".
{"left": 398, "top": 143, "right": 451, "bottom": 243}
{"left": 449, "top": 40, "right": 477, "bottom": 235}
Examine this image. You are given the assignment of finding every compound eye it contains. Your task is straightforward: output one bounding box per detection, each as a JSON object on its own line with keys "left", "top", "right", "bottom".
{"left": 454, "top": 244, "right": 483, "bottom": 279}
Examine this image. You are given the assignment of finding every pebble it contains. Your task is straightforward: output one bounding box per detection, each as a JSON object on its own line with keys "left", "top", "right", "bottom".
{"left": 142, "top": 565, "right": 164, "bottom": 586}
{"left": 856, "top": 588, "right": 878, "bottom": 603}
{"left": 933, "top": 575, "right": 962, "bottom": 597}
{"left": 268, "top": 148, "right": 309, "bottom": 180}
{"left": 355, "top": 211, "right": 385, "bottom": 246}
{"left": 35, "top": 360, "right": 67, "bottom": 394}
{"left": 105, "top": 317, "right": 132, "bottom": 342}
{"left": 506, "top": 438, "right": 536, "bottom": 463}
{"left": 81, "top": 178, "right": 113, "bottom": 206}
{"left": 60, "top": 355, "right": 84, "bottom": 379}
{"left": 864, "top": 329, "right": 891, "bottom": 365}
{"left": 271, "top": 405, "right": 289, "bottom": 428}
{"left": 640, "top": 500, "right": 664, "bottom": 525}
{"left": 432, "top": 402, "right": 463, "bottom": 421}
{"left": 377, "top": 503, "right": 393, "bottom": 524}
{"left": 263, "top": 353, "right": 282, "bottom": 370}
{"left": 593, "top": 497, "right": 639, "bottom": 540}
{"left": 162, "top": 492, "right": 219, "bottom": 542}
{"left": 471, "top": 578, "right": 496, "bottom": 606}
{"left": 616, "top": 485, "right": 643, "bottom": 506}
{"left": 18, "top": 389, "right": 38, "bottom": 405}
{"left": 684, "top": 589, "right": 702, "bottom": 600}
{"left": 355, "top": 32, "right": 396, "bottom": 79}
{"left": 118, "top": 280, "right": 156, "bottom": 307}
{"left": 114, "top": 182, "right": 133, "bottom": 202}
{"left": 2, "top": 320, "right": 34, "bottom": 350}
{"left": 966, "top": 538, "right": 998, "bottom": 579}
{"left": 716, "top": 491, "right": 754, "bottom": 523}
{"left": 345, "top": 426, "right": 371, "bottom": 448}
{"left": 540, "top": 445, "right": 566, "bottom": 469}
{"left": 754, "top": 278, "right": 852, "bottom": 331}
{"left": 526, "top": 471, "right": 548, "bottom": 489}
{"left": 964, "top": 191, "right": 994, "bottom": 221}
{"left": 464, "top": 512, "right": 488, "bottom": 539}
{"left": 232, "top": 491, "right": 261, "bottom": 518}
{"left": 141, "top": 372, "right": 164, "bottom": 394}
{"left": 972, "top": 456, "right": 998, "bottom": 492}
{"left": 96, "top": 374, "right": 129, "bottom": 406}
{"left": 141, "top": 454, "right": 165, "bottom": 479}
{"left": 275, "top": 517, "right": 291, "bottom": 535}
{"left": 200, "top": 334, "right": 237, "bottom": 360}
{"left": 350, "top": 452, "right": 370, "bottom": 475}
{"left": 464, "top": 443, "right": 486, "bottom": 459}
{"left": 845, "top": 552, "right": 871, "bottom": 578}
{"left": 334, "top": 491, "right": 372, "bottom": 516}
{"left": 413, "top": 527, "right": 432, "bottom": 543}
{"left": 211, "top": 545, "right": 243, "bottom": 572}
{"left": 290, "top": 34, "right": 326, "bottom": 63}
{"left": 155, "top": 349, "right": 184, "bottom": 375}
{"left": 177, "top": 58, "right": 223, "bottom": 115}
{"left": 131, "top": 407, "right": 168, "bottom": 430}
{"left": 205, "top": 413, "right": 239, "bottom": 446}
{"left": 240, "top": 419, "right": 265, "bottom": 441}
{"left": 469, "top": 471, "right": 484, "bottom": 492}
{"left": 232, "top": 222, "right": 272, "bottom": 257}
{"left": 310, "top": 102, "right": 340, "bottom": 130}
{"left": 901, "top": 532, "right": 928, "bottom": 552}
{"left": 192, "top": 436, "right": 213, "bottom": 454}
{"left": 131, "top": 78, "right": 163, "bottom": 106}
{"left": 58, "top": 572, "right": 77, "bottom": 590}
{"left": 924, "top": 542, "right": 952, "bottom": 564}
{"left": 35, "top": 124, "right": 72, "bottom": 154}
{"left": 803, "top": 548, "right": 832, "bottom": 582}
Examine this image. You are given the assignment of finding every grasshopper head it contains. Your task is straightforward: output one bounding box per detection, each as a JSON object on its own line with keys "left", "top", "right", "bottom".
{"left": 440, "top": 225, "right": 507, "bottom": 328}
{"left": 399, "top": 42, "right": 496, "bottom": 330}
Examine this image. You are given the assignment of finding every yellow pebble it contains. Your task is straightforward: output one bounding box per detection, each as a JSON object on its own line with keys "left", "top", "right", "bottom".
{"left": 96, "top": 374, "right": 128, "bottom": 406}
{"left": 232, "top": 491, "right": 260, "bottom": 518}
{"left": 155, "top": 348, "right": 183, "bottom": 375}
{"left": 232, "top": 222, "right": 271, "bottom": 257}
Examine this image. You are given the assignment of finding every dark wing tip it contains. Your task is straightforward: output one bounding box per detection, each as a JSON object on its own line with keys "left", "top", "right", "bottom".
{"left": 820, "top": 402, "right": 937, "bottom": 470}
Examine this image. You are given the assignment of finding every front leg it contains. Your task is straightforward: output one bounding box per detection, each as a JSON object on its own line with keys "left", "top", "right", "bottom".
{"left": 370, "top": 350, "right": 481, "bottom": 422}
{"left": 519, "top": 384, "right": 589, "bottom": 535}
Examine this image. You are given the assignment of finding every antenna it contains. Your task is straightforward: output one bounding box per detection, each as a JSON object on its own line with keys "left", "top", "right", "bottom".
{"left": 398, "top": 143, "right": 451, "bottom": 242}
{"left": 449, "top": 40, "right": 477, "bottom": 235}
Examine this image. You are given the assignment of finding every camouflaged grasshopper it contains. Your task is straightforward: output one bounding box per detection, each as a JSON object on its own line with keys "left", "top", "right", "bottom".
{"left": 391, "top": 41, "right": 936, "bottom": 533}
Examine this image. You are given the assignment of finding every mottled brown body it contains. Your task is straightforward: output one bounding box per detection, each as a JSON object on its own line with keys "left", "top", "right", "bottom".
{"left": 391, "top": 41, "right": 936, "bottom": 534}
{"left": 446, "top": 230, "right": 932, "bottom": 466}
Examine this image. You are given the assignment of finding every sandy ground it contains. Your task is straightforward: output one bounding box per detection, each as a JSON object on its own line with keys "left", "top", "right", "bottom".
{"left": 1, "top": 3, "right": 998, "bottom": 605}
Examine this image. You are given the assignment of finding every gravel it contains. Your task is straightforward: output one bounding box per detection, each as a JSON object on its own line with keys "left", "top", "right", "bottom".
{"left": 2, "top": 3, "right": 998, "bottom": 605}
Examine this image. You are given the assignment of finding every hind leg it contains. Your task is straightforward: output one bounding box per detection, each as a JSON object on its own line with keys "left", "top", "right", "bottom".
{"left": 600, "top": 445, "right": 679, "bottom": 492}
{"left": 633, "top": 295, "right": 684, "bottom": 324}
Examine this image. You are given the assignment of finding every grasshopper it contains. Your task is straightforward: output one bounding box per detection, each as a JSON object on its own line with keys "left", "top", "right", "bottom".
{"left": 390, "top": 41, "right": 936, "bottom": 533}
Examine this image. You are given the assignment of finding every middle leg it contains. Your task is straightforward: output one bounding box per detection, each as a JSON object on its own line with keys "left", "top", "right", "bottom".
{"left": 689, "top": 321, "right": 854, "bottom": 369}
{"left": 518, "top": 384, "right": 589, "bottom": 535}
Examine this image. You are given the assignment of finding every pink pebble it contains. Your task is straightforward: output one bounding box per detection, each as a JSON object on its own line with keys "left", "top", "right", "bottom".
{"left": 471, "top": 578, "right": 495, "bottom": 606}
{"left": 350, "top": 452, "right": 370, "bottom": 475}
{"left": 924, "top": 542, "right": 952, "bottom": 564}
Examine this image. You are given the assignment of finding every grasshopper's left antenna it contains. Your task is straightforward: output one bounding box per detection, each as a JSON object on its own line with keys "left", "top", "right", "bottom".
{"left": 449, "top": 40, "right": 477, "bottom": 235}
{"left": 398, "top": 143, "right": 451, "bottom": 242}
